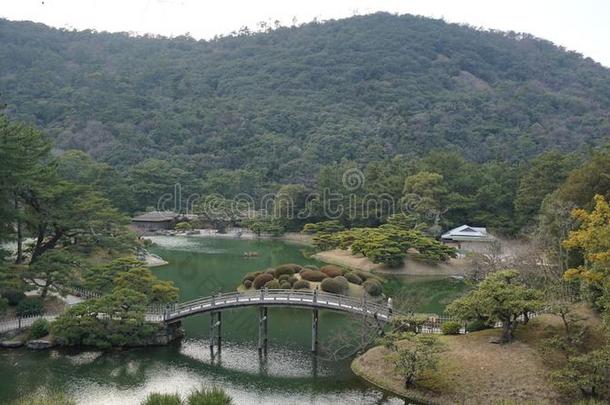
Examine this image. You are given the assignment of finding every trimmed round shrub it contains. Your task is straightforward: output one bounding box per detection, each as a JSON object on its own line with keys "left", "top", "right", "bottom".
{"left": 353, "top": 271, "right": 377, "bottom": 282}
{"left": 292, "top": 280, "right": 310, "bottom": 290}
{"left": 278, "top": 274, "right": 291, "bottom": 283}
{"left": 242, "top": 271, "right": 262, "bottom": 283}
{"left": 466, "top": 319, "right": 492, "bottom": 332}
{"left": 280, "top": 281, "right": 292, "bottom": 289}
{"left": 344, "top": 272, "right": 363, "bottom": 285}
{"left": 142, "top": 392, "right": 182, "bottom": 405}
{"left": 300, "top": 270, "right": 328, "bottom": 282}
{"left": 441, "top": 321, "right": 462, "bottom": 335}
{"left": 320, "top": 276, "right": 349, "bottom": 294}
{"left": 362, "top": 279, "right": 383, "bottom": 297}
{"left": 16, "top": 297, "right": 44, "bottom": 316}
{"left": 265, "top": 268, "right": 276, "bottom": 275}
{"left": 320, "top": 265, "right": 343, "bottom": 278}
{"left": 264, "top": 280, "right": 281, "bottom": 289}
{"left": 303, "top": 265, "right": 319, "bottom": 271}
{"left": 30, "top": 318, "right": 50, "bottom": 339}
{"left": 287, "top": 276, "right": 298, "bottom": 285}
{"left": 243, "top": 280, "right": 253, "bottom": 289}
{"left": 253, "top": 273, "right": 274, "bottom": 289}
{"left": 274, "top": 263, "right": 302, "bottom": 277}
{"left": 1, "top": 288, "right": 26, "bottom": 306}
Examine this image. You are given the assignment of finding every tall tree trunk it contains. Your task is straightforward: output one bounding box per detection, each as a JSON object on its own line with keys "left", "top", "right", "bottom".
{"left": 500, "top": 319, "right": 514, "bottom": 343}
{"left": 41, "top": 278, "right": 51, "bottom": 299}
{"left": 30, "top": 229, "right": 63, "bottom": 263}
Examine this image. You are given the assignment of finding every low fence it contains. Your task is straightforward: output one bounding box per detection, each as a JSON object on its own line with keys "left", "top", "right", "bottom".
{"left": 0, "top": 312, "right": 61, "bottom": 334}
{"left": 403, "top": 311, "right": 540, "bottom": 335}
{"left": 67, "top": 286, "right": 101, "bottom": 300}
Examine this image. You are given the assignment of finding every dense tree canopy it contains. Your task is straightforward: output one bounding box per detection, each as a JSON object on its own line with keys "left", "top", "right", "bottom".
{"left": 1, "top": 13, "right": 609, "bottom": 186}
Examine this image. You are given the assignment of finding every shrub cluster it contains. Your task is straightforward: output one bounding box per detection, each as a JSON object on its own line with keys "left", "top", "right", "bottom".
{"left": 352, "top": 271, "right": 376, "bottom": 281}
{"left": 242, "top": 271, "right": 262, "bottom": 283}
{"left": 300, "top": 270, "right": 328, "bottom": 282}
{"left": 30, "top": 318, "right": 50, "bottom": 339}
{"left": 362, "top": 279, "right": 383, "bottom": 296}
{"left": 320, "top": 276, "right": 349, "bottom": 294}
{"left": 320, "top": 265, "right": 343, "bottom": 278}
{"left": 265, "top": 280, "right": 281, "bottom": 289}
{"left": 274, "top": 263, "right": 301, "bottom": 277}
{"left": 441, "top": 321, "right": 462, "bottom": 335}
{"left": 292, "top": 280, "right": 310, "bottom": 290}
{"left": 16, "top": 297, "right": 44, "bottom": 317}
{"left": 253, "top": 273, "right": 274, "bottom": 289}
{"left": 344, "top": 272, "right": 363, "bottom": 285}
{"left": 1, "top": 288, "right": 26, "bottom": 306}
{"left": 243, "top": 280, "right": 253, "bottom": 289}
{"left": 142, "top": 392, "right": 181, "bottom": 405}
{"left": 141, "top": 387, "right": 233, "bottom": 405}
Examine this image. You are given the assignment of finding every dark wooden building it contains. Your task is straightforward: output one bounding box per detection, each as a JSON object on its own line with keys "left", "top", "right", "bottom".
{"left": 130, "top": 211, "right": 179, "bottom": 233}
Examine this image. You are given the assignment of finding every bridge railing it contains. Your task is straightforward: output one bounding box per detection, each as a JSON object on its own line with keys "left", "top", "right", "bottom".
{"left": 148, "top": 289, "right": 394, "bottom": 322}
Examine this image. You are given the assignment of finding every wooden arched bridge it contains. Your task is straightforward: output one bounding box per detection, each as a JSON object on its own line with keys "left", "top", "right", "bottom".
{"left": 145, "top": 289, "right": 396, "bottom": 354}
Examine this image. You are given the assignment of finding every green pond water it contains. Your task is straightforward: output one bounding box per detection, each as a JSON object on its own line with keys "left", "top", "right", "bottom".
{"left": 0, "top": 236, "right": 466, "bottom": 404}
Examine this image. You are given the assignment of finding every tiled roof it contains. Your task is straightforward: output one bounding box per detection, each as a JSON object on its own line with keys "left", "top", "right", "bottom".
{"left": 131, "top": 211, "right": 178, "bottom": 222}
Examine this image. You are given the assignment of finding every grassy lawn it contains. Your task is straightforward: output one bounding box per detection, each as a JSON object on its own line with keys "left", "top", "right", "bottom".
{"left": 352, "top": 305, "right": 605, "bottom": 405}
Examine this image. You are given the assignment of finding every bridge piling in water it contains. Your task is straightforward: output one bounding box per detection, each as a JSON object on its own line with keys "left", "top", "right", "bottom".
{"left": 209, "top": 311, "right": 221, "bottom": 356}
{"left": 311, "top": 309, "right": 319, "bottom": 353}
{"left": 258, "top": 306, "right": 268, "bottom": 354}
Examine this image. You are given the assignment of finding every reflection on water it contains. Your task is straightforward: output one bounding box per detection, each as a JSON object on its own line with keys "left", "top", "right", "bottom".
{"left": 0, "top": 237, "right": 444, "bottom": 404}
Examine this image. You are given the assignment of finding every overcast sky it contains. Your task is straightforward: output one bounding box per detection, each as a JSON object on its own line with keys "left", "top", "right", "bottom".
{"left": 2, "top": 0, "right": 609, "bottom": 66}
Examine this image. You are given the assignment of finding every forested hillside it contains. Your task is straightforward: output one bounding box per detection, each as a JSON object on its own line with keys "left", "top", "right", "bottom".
{"left": 1, "top": 13, "right": 610, "bottom": 183}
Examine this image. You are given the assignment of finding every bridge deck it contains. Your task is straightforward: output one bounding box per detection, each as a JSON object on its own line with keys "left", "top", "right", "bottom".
{"left": 146, "top": 289, "right": 393, "bottom": 323}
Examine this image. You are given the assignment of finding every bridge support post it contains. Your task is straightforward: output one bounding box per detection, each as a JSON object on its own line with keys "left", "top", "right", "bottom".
{"left": 209, "top": 312, "right": 215, "bottom": 354}
{"left": 258, "top": 306, "right": 268, "bottom": 354}
{"left": 217, "top": 312, "right": 222, "bottom": 353}
{"left": 210, "top": 311, "right": 221, "bottom": 356}
{"left": 311, "top": 309, "right": 319, "bottom": 353}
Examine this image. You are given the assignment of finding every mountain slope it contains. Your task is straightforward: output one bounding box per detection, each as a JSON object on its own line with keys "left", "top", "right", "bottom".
{"left": 1, "top": 13, "right": 609, "bottom": 180}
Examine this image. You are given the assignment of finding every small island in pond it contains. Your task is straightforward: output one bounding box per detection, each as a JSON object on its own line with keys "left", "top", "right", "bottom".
{"left": 237, "top": 263, "right": 384, "bottom": 298}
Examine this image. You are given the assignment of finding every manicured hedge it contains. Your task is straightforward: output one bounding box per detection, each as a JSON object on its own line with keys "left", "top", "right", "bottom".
{"left": 320, "top": 276, "right": 349, "bottom": 294}
{"left": 243, "top": 280, "right": 253, "bottom": 289}
{"left": 265, "top": 280, "right": 281, "bottom": 289}
{"left": 344, "top": 272, "right": 363, "bottom": 285}
{"left": 242, "top": 271, "right": 262, "bottom": 283}
{"left": 278, "top": 274, "right": 291, "bottom": 283}
{"left": 280, "top": 281, "right": 292, "bottom": 289}
{"left": 353, "top": 271, "right": 377, "bottom": 282}
{"left": 302, "top": 265, "right": 319, "bottom": 271}
{"left": 300, "top": 270, "right": 328, "bottom": 282}
{"left": 441, "top": 321, "right": 462, "bottom": 335}
{"left": 253, "top": 273, "right": 274, "bottom": 289}
{"left": 320, "top": 265, "right": 343, "bottom": 278}
{"left": 293, "top": 280, "right": 310, "bottom": 290}
{"left": 274, "top": 263, "right": 302, "bottom": 277}
{"left": 362, "top": 279, "right": 382, "bottom": 297}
